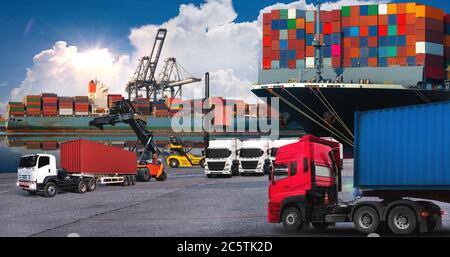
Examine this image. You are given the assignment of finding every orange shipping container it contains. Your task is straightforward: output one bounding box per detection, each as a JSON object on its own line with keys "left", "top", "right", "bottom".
{"left": 406, "top": 3, "right": 416, "bottom": 14}
{"left": 343, "top": 38, "right": 351, "bottom": 48}
{"left": 388, "top": 57, "right": 398, "bottom": 66}
{"left": 387, "top": 4, "right": 397, "bottom": 14}
{"left": 367, "top": 16, "right": 378, "bottom": 26}
{"left": 368, "top": 58, "right": 378, "bottom": 67}
{"left": 306, "top": 22, "right": 315, "bottom": 34}
{"left": 405, "top": 14, "right": 415, "bottom": 24}
{"left": 359, "top": 16, "right": 368, "bottom": 27}
{"left": 397, "top": 3, "right": 407, "bottom": 14}
{"left": 263, "top": 25, "right": 271, "bottom": 36}
{"left": 378, "top": 15, "right": 388, "bottom": 26}
{"left": 415, "top": 5, "right": 444, "bottom": 22}
{"left": 398, "top": 57, "right": 408, "bottom": 66}
{"left": 288, "top": 30, "right": 296, "bottom": 39}
{"left": 350, "top": 16, "right": 359, "bottom": 26}
{"left": 406, "top": 35, "right": 416, "bottom": 46}
{"left": 360, "top": 26, "right": 368, "bottom": 37}
{"left": 445, "top": 35, "right": 450, "bottom": 46}
{"left": 296, "top": 18, "right": 305, "bottom": 29}
{"left": 306, "top": 46, "right": 315, "bottom": 56}
{"left": 350, "top": 6, "right": 359, "bottom": 17}
{"left": 350, "top": 48, "right": 359, "bottom": 58}
{"left": 332, "top": 21, "right": 340, "bottom": 33}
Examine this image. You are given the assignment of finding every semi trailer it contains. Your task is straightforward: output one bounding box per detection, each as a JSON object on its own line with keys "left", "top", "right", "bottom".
{"left": 205, "top": 138, "right": 242, "bottom": 178}
{"left": 268, "top": 102, "right": 450, "bottom": 235}
{"left": 17, "top": 139, "right": 138, "bottom": 197}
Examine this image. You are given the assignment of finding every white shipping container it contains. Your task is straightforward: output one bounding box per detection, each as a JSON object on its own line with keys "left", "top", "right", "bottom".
{"left": 378, "top": 4, "right": 388, "bottom": 15}
{"left": 415, "top": 42, "right": 444, "bottom": 56}
{"left": 288, "top": 9, "right": 297, "bottom": 19}
{"left": 271, "top": 60, "right": 280, "bottom": 69}
{"left": 323, "top": 58, "right": 332, "bottom": 68}
{"left": 279, "top": 30, "right": 288, "bottom": 40}
{"left": 75, "top": 112, "right": 89, "bottom": 116}
{"left": 305, "top": 11, "right": 315, "bottom": 22}
{"left": 306, "top": 57, "right": 315, "bottom": 68}
{"left": 59, "top": 109, "right": 73, "bottom": 115}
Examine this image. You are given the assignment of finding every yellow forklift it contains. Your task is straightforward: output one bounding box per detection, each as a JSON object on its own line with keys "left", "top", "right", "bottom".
{"left": 166, "top": 136, "right": 206, "bottom": 168}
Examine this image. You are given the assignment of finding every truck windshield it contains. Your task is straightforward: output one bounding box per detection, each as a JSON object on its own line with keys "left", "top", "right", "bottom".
{"left": 18, "top": 156, "right": 38, "bottom": 168}
{"left": 206, "top": 149, "right": 231, "bottom": 158}
{"left": 240, "top": 148, "right": 263, "bottom": 158}
{"left": 270, "top": 147, "right": 279, "bottom": 157}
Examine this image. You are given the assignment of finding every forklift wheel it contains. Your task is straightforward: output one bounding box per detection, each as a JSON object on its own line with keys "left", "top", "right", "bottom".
{"left": 169, "top": 159, "right": 180, "bottom": 168}
{"left": 138, "top": 168, "right": 151, "bottom": 182}
{"left": 282, "top": 207, "right": 304, "bottom": 231}
{"left": 156, "top": 171, "right": 167, "bottom": 181}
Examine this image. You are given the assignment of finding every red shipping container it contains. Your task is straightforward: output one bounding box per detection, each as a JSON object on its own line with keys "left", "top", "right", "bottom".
{"left": 271, "top": 30, "right": 279, "bottom": 40}
{"left": 288, "top": 39, "right": 297, "bottom": 50}
{"left": 263, "top": 24, "right": 271, "bottom": 36}
{"left": 272, "top": 50, "right": 280, "bottom": 60}
{"left": 397, "top": 3, "right": 407, "bottom": 14}
{"left": 263, "top": 58, "right": 271, "bottom": 69}
{"left": 350, "top": 48, "right": 359, "bottom": 58}
{"left": 263, "top": 47, "right": 272, "bottom": 58}
{"left": 368, "top": 58, "right": 378, "bottom": 67}
{"left": 398, "top": 57, "right": 408, "bottom": 66}
{"left": 271, "top": 10, "right": 280, "bottom": 20}
{"left": 397, "top": 14, "right": 406, "bottom": 25}
{"left": 297, "top": 40, "right": 305, "bottom": 50}
{"left": 351, "top": 37, "right": 360, "bottom": 47}
{"left": 350, "top": 6, "right": 359, "bottom": 17}
{"left": 378, "top": 25, "right": 388, "bottom": 36}
{"left": 332, "top": 10, "right": 341, "bottom": 21}
{"left": 288, "top": 60, "right": 297, "bottom": 69}
{"left": 424, "top": 66, "right": 445, "bottom": 80}
{"left": 397, "top": 46, "right": 407, "bottom": 57}
{"left": 332, "top": 21, "right": 341, "bottom": 33}
{"left": 288, "top": 30, "right": 297, "bottom": 39}
{"left": 263, "top": 13, "right": 272, "bottom": 25}
{"left": 368, "top": 37, "right": 378, "bottom": 47}
{"left": 359, "top": 16, "right": 368, "bottom": 27}
{"left": 388, "top": 57, "right": 398, "bottom": 66}
{"left": 306, "top": 46, "right": 315, "bottom": 56}
{"left": 416, "top": 54, "right": 444, "bottom": 67}
{"left": 296, "top": 50, "right": 305, "bottom": 60}
{"left": 406, "top": 14, "right": 415, "bottom": 24}
{"left": 272, "top": 40, "right": 280, "bottom": 50}
{"left": 367, "top": 16, "right": 378, "bottom": 26}
{"left": 321, "top": 11, "right": 332, "bottom": 23}
{"left": 360, "top": 26, "right": 368, "bottom": 37}
{"left": 446, "top": 14, "right": 450, "bottom": 24}
{"left": 378, "top": 15, "right": 388, "bottom": 26}
{"left": 416, "top": 18, "right": 444, "bottom": 33}
{"left": 332, "top": 56, "right": 341, "bottom": 68}
{"left": 342, "top": 17, "right": 351, "bottom": 27}
{"left": 406, "top": 35, "right": 416, "bottom": 46}
{"left": 263, "top": 35, "right": 271, "bottom": 47}
{"left": 343, "top": 48, "right": 351, "bottom": 58}
{"left": 406, "top": 24, "right": 415, "bottom": 35}
{"left": 416, "top": 30, "right": 444, "bottom": 44}
{"left": 61, "top": 139, "right": 136, "bottom": 175}
{"left": 397, "top": 24, "right": 406, "bottom": 35}
{"left": 343, "top": 38, "right": 351, "bottom": 48}
{"left": 349, "top": 16, "right": 359, "bottom": 26}
{"left": 342, "top": 58, "right": 351, "bottom": 67}
{"left": 323, "top": 23, "right": 332, "bottom": 34}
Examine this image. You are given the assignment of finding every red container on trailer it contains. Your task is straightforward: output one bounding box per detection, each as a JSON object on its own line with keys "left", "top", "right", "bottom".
{"left": 60, "top": 139, "right": 136, "bottom": 175}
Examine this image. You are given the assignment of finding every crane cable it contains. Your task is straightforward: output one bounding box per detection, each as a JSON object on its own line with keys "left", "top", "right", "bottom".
{"left": 267, "top": 88, "right": 354, "bottom": 146}
{"left": 311, "top": 86, "right": 354, "bottom": 139}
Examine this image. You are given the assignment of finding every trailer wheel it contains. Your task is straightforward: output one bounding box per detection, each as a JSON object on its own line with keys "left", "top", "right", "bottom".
{"left": 87, "top": 178, "right": 96, "bottom": 192}
{"left": 199, "top": 159, "right": 206, "bottom": 168}
{"left": 44, "top": 182, "right": 57, "bottom": 198}
{"left": 169, "top": 159, "right": 179, "bottom": 168}
{"left": 282, "top": 207, "right": 304, "bottom": 231}
{"left": 311, "top": 222, "right": 330, "bottom": 231}
{"left": 353, "top": 206, "right": 380, "bottom": 234}
{"left": 122, "top": 176, "right": 130, "bottom": 186}
{"left": 77, "top": 180, "right": 87, "bottom": 194}
{"left": 156, "top": 171, "right": 167, "bottom": 181}
{"left": 131, "top": 176, "right": 136, "bottom": 185}
{"left": 388, "top": 206, "right": 417, "bottom": 235}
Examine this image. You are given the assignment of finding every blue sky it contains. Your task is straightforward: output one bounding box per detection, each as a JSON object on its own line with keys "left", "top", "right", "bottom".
{"left": 0, "top": 0, "right": 449, "bottom": 109}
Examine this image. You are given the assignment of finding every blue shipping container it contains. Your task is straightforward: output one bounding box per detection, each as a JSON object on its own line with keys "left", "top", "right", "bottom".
{"left": 350, "top": 27, "right": 359, "bottom": 37}
{"left": 369, "top": 26, "right": 377, "bottom": 37}
{"left": 360, "top": 37, "right": 368, "bottom": 47}
{"left": 296, "top": 29, "right": 305, "bottom": 39}
{"left": 271, "top": 20, "right": 280, "bottom": 30}
{"left": 331, "top": 33, "right": 341, "bottom": 44}
{"left": 354, "top": 101, "right": 450, "bottom": 190}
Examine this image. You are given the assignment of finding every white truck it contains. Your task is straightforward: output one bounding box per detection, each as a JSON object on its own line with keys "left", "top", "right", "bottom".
{"left": 269, "top": 138, "right": 299, "bottom": 174}
{"left": 204, "top": 138, "right": 242, "bottom": 178}
{"left": 238, "top": 138, "right": 273, "bottom": 176}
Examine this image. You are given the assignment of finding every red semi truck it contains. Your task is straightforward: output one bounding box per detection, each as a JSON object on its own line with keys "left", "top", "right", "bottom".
{"left": 17, "top": 139, "right": 140, "bottom": 197}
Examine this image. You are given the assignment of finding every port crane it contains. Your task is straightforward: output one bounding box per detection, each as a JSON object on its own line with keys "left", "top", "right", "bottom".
{"left": 89, "top": 99, "right": 167, "bottom": 182}
{"left": 126, "top": 28, "right": 201, "bottom": 101}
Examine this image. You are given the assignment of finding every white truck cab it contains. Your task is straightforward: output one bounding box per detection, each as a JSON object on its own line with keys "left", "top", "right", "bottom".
{"left": 204, "top": 139, "right": 242, "bottom": 178}
{"left": 238, "top": 138, "right": 273, "bottom": 175}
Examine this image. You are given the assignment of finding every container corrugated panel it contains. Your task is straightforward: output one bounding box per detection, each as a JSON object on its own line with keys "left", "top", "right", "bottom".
{"left": 60, "top": 139, "right": 136, "bottom": 175}
{"left": 354, "top": 101, "right": 450, "bottom": 190}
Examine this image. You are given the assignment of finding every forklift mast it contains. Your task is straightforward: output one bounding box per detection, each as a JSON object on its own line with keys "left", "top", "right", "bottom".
{"left": 89, "top": 99, "right": 159, "bottom": 162}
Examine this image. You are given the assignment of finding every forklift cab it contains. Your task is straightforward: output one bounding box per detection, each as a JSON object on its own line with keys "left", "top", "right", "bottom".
{"left": 268, "top": 135, "right": 342, "bottom": 223}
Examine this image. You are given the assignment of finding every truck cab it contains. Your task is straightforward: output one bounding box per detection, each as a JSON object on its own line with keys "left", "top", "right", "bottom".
{"left": 238, "top": 139, "right": 273, "bottom": 175}
{"left": 269, "top": 138, "right": 299, "bottom": 174}
{"left": 204, "top": 139, "right": 242, "bottom": 178}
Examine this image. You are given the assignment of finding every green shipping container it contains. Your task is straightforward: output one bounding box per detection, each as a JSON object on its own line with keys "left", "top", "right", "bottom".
{"left": 280, "top": 9, "right": 288, "bottom": 19}
{"left": 388, "top": 46, "right": 397, "bottom": 57}
{"left": 288, "top": 19, "right": 296, "bottom": 30}
{"left": 368, "top": 5, "right": 378, "bottom": 15}
{"left": 342, "top": 6, "right": 351, "bottom": 17}
{"left": 8, "top": 102, "right": 23, "bottom": 105}
{"left": 388, "top": 25, "right": 397, "bottom": 36}
{"left": 26, "top": 98, "right": 41, "bottom": 103}
{"left": 9, "top": 108, "right": 25, "bottom": 112}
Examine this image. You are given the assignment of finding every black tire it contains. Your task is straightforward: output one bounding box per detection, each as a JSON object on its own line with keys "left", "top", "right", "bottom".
{"left": 199, "top": 158, "right": 206, "bottom": 168}
{"left": 387, "top": 206, "right": 417, "bottom": 235}
{"left": 87, "top": 178, "right": 96, "bottom": 192}
{"left": 169, "top": 159, "right": 179, "bottom": 168}
{"left": 122, "top": 176, "right": 130, "bottom": 186}
{"left": 311, "top": 222, "right": 330, "bottom": 231}
{"left": 131, "top": 176, "right": 136, "bottom": 185}
{"left": 43, "top": 182, "right": 57, "bottom": 198}
{"left": 353, "top": 206, "right": 380, "bottom": 234}
{"left": 77, "top": 180, "right": 87, "bottom": 194}
{"left": 138, "top": 168, "right": 151, "bottom": 182}
{"left": 156, "top": 170, "right": 167, "bottom": 181}
{"left": 282, "top": 207, "right": 304, "bottom": 231}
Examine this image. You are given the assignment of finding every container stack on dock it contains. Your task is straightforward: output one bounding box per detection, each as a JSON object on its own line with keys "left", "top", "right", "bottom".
{"left": 24, "top": 95, "right": 41, "bottom": 116}
{"left": 58, "top": 97, "right": 74, "bottom": 116}
{"left": 42, "top": 93, "right": 58, "bottom": 117}
{"left": 151, "top": 100, "right": 169, "bottom": 117}
{"left": 7, "top": 102, "right": 25, "bottom": 117}
{"left": 107, "top": 94, "right": 122, "bottom": 108}
{"left": 132, "top": 98, "right": 152, "bottom": 116}
{"left": 74, "top": 96, "right": 89, "bottom": 116}
{"left": 262, "top": 3, "right": 449, "bottom": 81}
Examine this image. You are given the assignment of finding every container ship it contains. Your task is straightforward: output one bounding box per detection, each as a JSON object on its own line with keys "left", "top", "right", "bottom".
{"left": 5, "top": 80, "right": 291, "bottom": 134}
{"left": 251, "top": 2, "right": 450, "bottom": 146}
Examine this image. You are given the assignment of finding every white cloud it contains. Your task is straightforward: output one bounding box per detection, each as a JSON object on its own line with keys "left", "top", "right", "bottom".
{"left": 7, "top": 0, "right": 391, "bottom": 109}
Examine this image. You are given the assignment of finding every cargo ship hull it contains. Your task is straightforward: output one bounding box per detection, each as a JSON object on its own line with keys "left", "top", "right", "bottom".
{"left": 252, "top": 83, "right": 450, "bottom": 145}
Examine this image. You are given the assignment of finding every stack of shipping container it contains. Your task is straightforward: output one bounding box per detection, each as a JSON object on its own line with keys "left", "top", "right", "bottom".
{"left": 107, "top": 94, "right": 122, "bottom": 109}
{"left": 58, "top": 97, "right": 74, "bottom": 116}
{"left": 41, "top": 93, "right": 58, "bottom": 117}
{"left": 24, "top": 95, "right": 41, "bottom": 116}
{"left": 74, "top": 96, "right": 89, "bottom": 116}
{"left": 131, "top": 98, "right": 152, "bottom": 116}
{"left": 7, "top": 102, "right": 25, "bottom": 117}
{"left": 262, "top": 3, "right": 449, "bottom": 81}
{"left": 151, "top": 100, "right": 169, "bottom": 117}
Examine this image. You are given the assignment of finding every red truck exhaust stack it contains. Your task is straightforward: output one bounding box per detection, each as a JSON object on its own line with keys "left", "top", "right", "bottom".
{"left": 60, "top": 139, "right": 137, "bottom": 175}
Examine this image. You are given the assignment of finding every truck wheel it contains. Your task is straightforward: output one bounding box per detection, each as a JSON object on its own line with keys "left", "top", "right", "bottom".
{"left": 169, "top": 159, "right": 179, "bottom": 168}
{"left": 311, "top": 222, "right": 330, "bottom": 231}
{"left": 131, "top": 176, "right": 136, "bottom": 185}
{"left": 199, "top": 159, "right": 206, "bottom": 168}
{"left": 44, "top": 182, "right": 58, "bottom": 198}
{"left": 353, "top": 206, "right": 380, "bottom": 234}
{"left": 122, "top": 176, "right": 130, "bottom": 186}
{"left": 156, "top": 171, "right": 167, "bottom": 181}
{"left": 87, "top": 178, "right": 96, "bottom": 192}
{"left": 282, "top": 207, "right": 304, "bottom": 231}
{"left": 77, "top": 180, "right": 87, "bottom": 194}
{"left": 388, "top": 206, "right": 417, "bottom": 235}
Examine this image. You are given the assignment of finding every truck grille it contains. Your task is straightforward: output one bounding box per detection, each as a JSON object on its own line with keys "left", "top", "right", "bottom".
{"left": 208, "top": 162, "right": 226, "bottom": 171}
{"left": 241, "top": 161, "right": 258, "bottom": 170}
{"left": 19, "top": 175, "right": 31, "bottom": 180}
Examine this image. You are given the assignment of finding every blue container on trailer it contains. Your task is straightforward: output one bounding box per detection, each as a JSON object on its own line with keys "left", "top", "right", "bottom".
{"left": 288, "top": 50, "right": 296, "bottom": 59}
{"left": 323, "top": 46, "right": 331, "bottom": 57}
{"left": 280, "top": 50, "right": 288, "bottom": 60}
{"left": 350, "top": 27, "right": 359, "bottom": 37}
{"left": 351, "top": 58, "right": 359, "bottom": 67}
{"left": 359, "top": 57, "right": 368, "bottom": 67}
{"left": 369, "top": 26, "right": 377, "bottom": 37}
{"left": 354, "top": 101, "right": 450, "bottom": 190}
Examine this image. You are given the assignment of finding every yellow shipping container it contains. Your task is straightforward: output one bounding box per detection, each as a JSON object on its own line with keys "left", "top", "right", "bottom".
{"left": 415, "top": 5, "right": 444, "bottom": 22}
{"left": 406, "top": 3, "right": 416, "bottom": 14}
{"left": 387, "top": 3, "right": 397, "bottom": 14}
